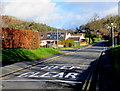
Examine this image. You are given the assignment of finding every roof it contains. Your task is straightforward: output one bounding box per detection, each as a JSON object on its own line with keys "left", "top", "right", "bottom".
{"left": 68, "top": 37, "right": 80, "bottom": 41}
{"left": 40, "top": 31, "right": 66, "bottom": 40}
{"left": 72, "top": 34, "right": 82, "bottom": 36}
{"left": 71, "top": 33, "right": 86, "bottom": 37}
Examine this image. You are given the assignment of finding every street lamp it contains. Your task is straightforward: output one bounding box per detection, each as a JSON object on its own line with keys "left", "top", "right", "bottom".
{"left": 57, "top": 28, "right": 58, "bottom": 48}
{"left": 111, "top": 23, "right": 114, "bottom": 47}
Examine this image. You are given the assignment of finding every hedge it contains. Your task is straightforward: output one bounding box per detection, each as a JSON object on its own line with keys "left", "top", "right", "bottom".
{"left": 2, "top": 27, "right": 40, "bottom": 49}
{"left": 58, "top": 39, "right": 74, "bottom": 47}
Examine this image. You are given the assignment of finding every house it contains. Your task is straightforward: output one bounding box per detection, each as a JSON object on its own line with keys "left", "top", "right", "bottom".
{"left": 40, "top": 31, "right": 86, "bottom": 47}
{"left": 66, "top": 33, "right": 86, "bottom": 46}
{"left": 66, "top": 33, "right": 85, "bottom": 40}
{"left": 40, "top": 32, "right": 65, "bottom": 47}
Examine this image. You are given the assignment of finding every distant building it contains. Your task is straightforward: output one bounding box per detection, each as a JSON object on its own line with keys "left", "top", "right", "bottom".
{"left": 67, "top": 33, "right": 85, "bottom": 40}
{"left": 40, "top": 32, "right": 65, "bottom": 47}
{"left": 40, "top": 31, "right": 85, "bottom": 47}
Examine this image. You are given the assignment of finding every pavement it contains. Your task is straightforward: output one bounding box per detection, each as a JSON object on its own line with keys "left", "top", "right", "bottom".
{"left": 96, "top": 50, "right": 120, "bottom": 91}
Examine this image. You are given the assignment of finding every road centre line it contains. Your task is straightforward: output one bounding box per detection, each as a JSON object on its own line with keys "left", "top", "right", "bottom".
{"left": 2, "top": 79, "right": 82, "bottom": 84}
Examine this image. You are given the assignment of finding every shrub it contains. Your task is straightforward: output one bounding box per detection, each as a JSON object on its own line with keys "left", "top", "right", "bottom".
{"left": 59, "top": 39, "right": 74, "bottom": 47}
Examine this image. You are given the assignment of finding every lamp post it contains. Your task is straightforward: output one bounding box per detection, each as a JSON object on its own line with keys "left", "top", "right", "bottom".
{"left": 111, "top": 23, "right": 114, "bottom": 47}
{"left": 57, "top": 28, "right": 58, "bottom": 48}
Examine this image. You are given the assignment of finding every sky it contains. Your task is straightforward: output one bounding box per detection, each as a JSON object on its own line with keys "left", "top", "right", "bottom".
{"left": 1, "top": 0, "right": 119, "bottom": 30}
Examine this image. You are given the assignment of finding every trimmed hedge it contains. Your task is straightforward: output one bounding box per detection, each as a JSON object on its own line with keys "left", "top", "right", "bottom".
{"left": 58, "top": 39, "right": 74, "bottom": 47}
{"left": 2, "top": 27, "right": 40, "bottom": 49}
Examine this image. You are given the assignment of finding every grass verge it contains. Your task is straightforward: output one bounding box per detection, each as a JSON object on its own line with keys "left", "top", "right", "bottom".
{"left": 110, "top": 45, "right": 120, "bottom": 75}
{"left": 2, "top": 48, "right": 63, "bottom": 65}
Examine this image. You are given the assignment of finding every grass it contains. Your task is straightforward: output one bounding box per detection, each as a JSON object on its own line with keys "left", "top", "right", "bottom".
{"left": 94, "top": 38, "right": 100, "bottom": 42}
{"left": 58, "top": 46, "right": 85, "bottom": 49}
{"left": 110, "top": 45, "right": 120, "bottom": 75}
{"left": 2, "top": 48, "right": 63, "bottom": 65}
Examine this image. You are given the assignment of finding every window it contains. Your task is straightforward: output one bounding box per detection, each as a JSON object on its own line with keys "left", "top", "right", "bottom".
{"left": 40, "top": 35, "right": 44, "bottom": 37}
{"left": 47, "top": 35, "right": 50, "bottom": 37}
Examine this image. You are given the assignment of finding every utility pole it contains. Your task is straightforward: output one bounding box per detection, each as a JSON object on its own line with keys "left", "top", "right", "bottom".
{"left": 57, "top": 28, "right": 58, "bottom": 48}
{"left": 118, "top": 1, "right": 120, "bottom": 45}
{"left": 111, "top": 23, "right": 114, "bottom": 47}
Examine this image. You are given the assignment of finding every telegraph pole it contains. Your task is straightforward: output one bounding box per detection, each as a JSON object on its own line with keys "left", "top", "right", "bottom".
{"left": 111, "top": 23, "right": 114, "bottom": 47}
{"left": 57, "top": 28, "right": 58, "bottom": 48}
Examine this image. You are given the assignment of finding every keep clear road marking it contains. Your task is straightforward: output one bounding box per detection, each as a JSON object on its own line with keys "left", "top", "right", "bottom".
{"left": 17, "top": 71, "right": 79, "bottom": 79}
{"left": 2, "top": 64, "right": 89, "bottom": 84}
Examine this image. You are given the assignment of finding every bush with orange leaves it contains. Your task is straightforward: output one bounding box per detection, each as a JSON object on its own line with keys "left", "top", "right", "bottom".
{"left": 2, "top": 27, "right": 40, "bottom": 49}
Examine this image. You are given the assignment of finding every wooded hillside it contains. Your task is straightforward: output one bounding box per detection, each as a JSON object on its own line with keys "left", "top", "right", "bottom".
{"left": 1, "top": 16, "right": 56, "bottom": 33}
{"left": 76, "top": 15, "right": 120, "bottom": 37}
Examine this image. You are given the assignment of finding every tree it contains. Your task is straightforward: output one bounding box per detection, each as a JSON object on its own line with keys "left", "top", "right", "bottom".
{"left": 91, "top": 13, "right": 99, "bottom": 22}
{"left": 75, "top": 27, "right": 82, "bottom": 34}
{"left": 85, "top": 29, "right": 91, "bottom": 44}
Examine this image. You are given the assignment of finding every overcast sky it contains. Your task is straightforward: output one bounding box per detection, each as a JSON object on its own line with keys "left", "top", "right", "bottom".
{"left": 2, "top": 0, "right": 119, "bottom": 30}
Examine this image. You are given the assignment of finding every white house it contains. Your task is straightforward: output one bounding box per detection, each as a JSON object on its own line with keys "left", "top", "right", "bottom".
{"left": 40, "top": 32, "right": 85, "bottom": 47}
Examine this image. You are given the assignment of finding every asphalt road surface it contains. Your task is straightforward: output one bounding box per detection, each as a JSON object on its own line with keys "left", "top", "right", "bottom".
{"left": 1, "top": 41, "right": 108, "bottom": 91}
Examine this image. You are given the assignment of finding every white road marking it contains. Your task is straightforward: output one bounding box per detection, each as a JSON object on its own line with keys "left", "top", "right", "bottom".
{"left": 40, "top": 64, "right": 89, "bottom": 70}
{"left": 17, "top": 71, "right": 80, "bottom": 79}
{"left": 29, "top": 72, "right": 40, "bottom": 78}
{"left": 64, "top": 73, "right": 79, "bottom": 79}
{"left": 52, "top": 72, "right": 64, "bottom": 78}
{"left": 17, "top": 72, "right": 34, "bottom": 77}
{"left": 2, "top": 80, "right": 82, "bottom": 84}
{"left": 40, "top": 72, "right": 56, "bottom": 78}
{"left": 38, "top": 64, "right": 89, "bottom": 66}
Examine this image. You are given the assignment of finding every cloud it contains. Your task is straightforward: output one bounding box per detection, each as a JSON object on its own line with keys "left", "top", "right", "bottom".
{"left": 52, "top": 0, "right": 119, "bottom": 2}
{"left": 2, "top": 0, "right": 119, "bottom": 29}
{"left": 106, "top": 6, "right": 118, "bottom": 15}
{"left": 2, "top": 0, "right": 86, "bottom": 29}
{"left": 99, "top": 6, "right": 118, "bottom": 17}
{"left": 3, "top": 0, "right": 60, "bottom": 23}
{"left": 60, "top": 13, "right": 90, "bottom": 29}
{"left": 3, "top": 0, "right": 56, "bottom": 17}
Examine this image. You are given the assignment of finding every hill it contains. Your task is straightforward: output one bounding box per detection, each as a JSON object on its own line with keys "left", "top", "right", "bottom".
{"left": 76, "top": 15, "right": 120, "bottom": 37}
{"left": 1, "top": 15, "right": 56, "bottom": 33}
{"left": 1, "top": 16, "right": 22, "bottom": 24}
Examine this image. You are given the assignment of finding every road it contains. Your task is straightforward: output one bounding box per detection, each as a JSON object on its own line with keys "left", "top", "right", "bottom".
{"left": 1, "top": 41, "right": 108, "bottom": 91}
